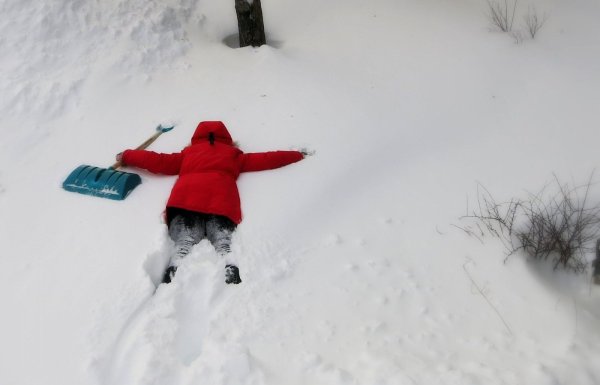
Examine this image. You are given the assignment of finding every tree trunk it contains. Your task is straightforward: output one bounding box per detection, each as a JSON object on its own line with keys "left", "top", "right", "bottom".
{"left": 235, "top": 0, "right": 266, "bottom": 47}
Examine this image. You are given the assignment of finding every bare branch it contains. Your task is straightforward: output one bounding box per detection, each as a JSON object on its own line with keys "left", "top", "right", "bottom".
{"left": 487, "top": 0, "right": 518, "bottom": 32}
{"left": 524, "top": 6, "right": 548, "bottom": 39}
{"left": 463, "top": 260, "right": 513, "bottom": 336}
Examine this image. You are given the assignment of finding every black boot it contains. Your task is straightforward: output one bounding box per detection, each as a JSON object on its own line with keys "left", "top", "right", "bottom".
{"left": 225, "top": 265, "right": 242, "bottom": 284}
{"left": 162, "top": 265, "right": 178, "bottom": 284}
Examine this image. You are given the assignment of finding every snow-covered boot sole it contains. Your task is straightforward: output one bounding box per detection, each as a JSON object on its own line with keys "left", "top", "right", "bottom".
{"left": 162, "top": 266, "right": 178, "bottom": 284}
{"left": 225, "top": 265, "right": 242, "bottom": 284}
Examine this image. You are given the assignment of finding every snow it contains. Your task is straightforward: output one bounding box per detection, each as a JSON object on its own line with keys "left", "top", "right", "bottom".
{"left": 1, "top": 0, "right": 600, "bottom": 384}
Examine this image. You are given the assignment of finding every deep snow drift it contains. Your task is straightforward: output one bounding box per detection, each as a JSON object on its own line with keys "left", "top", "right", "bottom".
{"left": 1, "top": 0, "right": 600, "bottom": 384}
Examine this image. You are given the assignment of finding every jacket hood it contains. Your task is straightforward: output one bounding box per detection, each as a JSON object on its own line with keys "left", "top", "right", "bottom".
{"left": 191, "top": 121, "right": 233, "bottom": 145}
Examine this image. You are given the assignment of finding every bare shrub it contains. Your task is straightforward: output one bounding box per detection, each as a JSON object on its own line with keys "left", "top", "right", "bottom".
{"left": 457, "top": 174, "right": 600, "bottom": 273}
{"left": 487, "top": 0, "right": 518, "bottom": 32}
{"left": 524, "top": 6, "right": 548, "bottom": 39}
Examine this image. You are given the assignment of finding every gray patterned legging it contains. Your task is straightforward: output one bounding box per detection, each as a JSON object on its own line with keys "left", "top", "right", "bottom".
{"left": 167, "top": 208, "right": 236, "bottom": 267}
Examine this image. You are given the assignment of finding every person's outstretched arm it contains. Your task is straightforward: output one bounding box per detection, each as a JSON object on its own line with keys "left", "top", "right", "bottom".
{"left": 120, "top": 149, "right": 183, "bottom": 175}
{"left": 240, "top": 150, "right": 304, "bottom": 172}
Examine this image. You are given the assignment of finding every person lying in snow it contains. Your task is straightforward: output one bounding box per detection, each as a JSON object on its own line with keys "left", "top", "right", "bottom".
{"left": 117, "top": 121, "right": 307, "bottom": 285}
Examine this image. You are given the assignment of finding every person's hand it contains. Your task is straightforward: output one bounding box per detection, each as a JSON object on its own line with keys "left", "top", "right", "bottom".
{"left": 116, "top": 152, "right": 123, "bottom": 162}
{"left": 299, "top": 148, "right": 315, "bottom": 157}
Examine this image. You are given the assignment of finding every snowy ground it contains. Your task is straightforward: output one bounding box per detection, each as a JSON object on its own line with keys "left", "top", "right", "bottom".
{"left": 1, "top": 0, "right": 600, "bottom": 384}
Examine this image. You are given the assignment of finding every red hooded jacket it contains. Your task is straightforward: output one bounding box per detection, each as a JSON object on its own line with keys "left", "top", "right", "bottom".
{"left": 122, "top": 121, "right": 304, "bottom": 224}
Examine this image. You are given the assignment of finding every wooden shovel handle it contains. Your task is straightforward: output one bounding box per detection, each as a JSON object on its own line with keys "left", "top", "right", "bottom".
{"left": 110, "top": 130, "right": 165, "bottom": 170}
{"left": 134, "top": 130, "right": 164, "bottom": 151}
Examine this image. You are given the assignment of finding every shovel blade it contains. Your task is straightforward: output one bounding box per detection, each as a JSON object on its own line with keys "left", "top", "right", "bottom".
{"left": 62, "top": 165, "right": 142, "bottom": 200}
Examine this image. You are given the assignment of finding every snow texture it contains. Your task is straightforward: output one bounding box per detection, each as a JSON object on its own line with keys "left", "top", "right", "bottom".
{"left": 1, "top": 0, "right": 600, "bottom": 384}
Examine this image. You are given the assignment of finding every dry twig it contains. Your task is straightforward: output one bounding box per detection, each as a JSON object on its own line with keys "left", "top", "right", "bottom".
{"left": 487, "top": 0, "right": 518, "bottom": 32}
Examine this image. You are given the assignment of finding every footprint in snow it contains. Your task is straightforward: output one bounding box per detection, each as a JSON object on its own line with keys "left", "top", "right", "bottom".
{"left": 105, "top": 245, "right": 229, "bottom": 384}
{"left": 170, "top": 253, "right": 227, "bottom": 365}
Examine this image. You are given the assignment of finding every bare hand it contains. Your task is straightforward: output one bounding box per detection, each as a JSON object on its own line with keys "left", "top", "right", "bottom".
{"left": 300, "top": 148, "right": 315, "bottom": 157}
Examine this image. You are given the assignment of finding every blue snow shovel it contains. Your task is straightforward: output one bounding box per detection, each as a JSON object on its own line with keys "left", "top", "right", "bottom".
{"left": 62, "top": 124, "right": 175, "bottom": 200}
